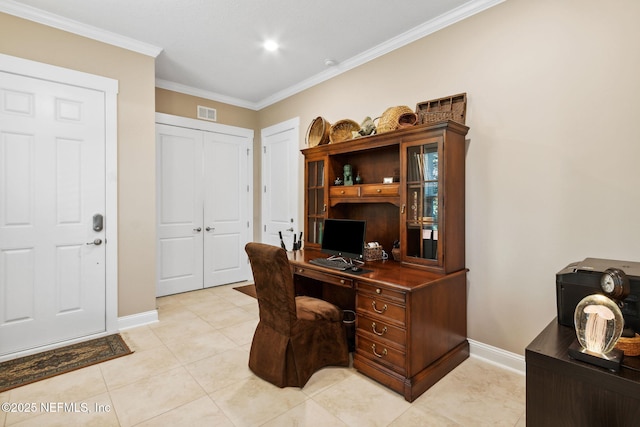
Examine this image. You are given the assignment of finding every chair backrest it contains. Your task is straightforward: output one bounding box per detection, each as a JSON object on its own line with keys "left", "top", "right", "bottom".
{"left": 245, "top": 242, "right": 297, "bottom": 333}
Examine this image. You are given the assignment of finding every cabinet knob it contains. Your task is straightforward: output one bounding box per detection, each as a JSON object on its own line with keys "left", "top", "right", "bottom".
{"left": 376, "top": 288, "right": 381, "bottom": 294}
{"left": 340, "top": 279, "right": 345, "bottom": 285}
{"left": 376, "top": 188, "right": 381, "bottom": 193}
{"left": 340, "top": 190, "right": 345, "bottom": 194}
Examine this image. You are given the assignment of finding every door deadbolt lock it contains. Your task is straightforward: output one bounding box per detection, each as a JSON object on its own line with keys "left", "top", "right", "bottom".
{"left": 86, "top": 238, "right": 103, "bottom": 246}
{"left": 93, "top": 213, "right": 104, "bottom": 231}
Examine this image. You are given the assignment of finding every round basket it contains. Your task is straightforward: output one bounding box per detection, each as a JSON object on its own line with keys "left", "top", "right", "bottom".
{"left": 377, "top": 106, "right": 414, "bottom": 133}
{"left": 397, "top": 112, "right": 418, "bottom": 128}
{"left": 306, "top": 116, "right": 331, "bottom": 146}
{"left": 329, "top": 119, "right": 360, "bottom": 143}
{"left": 616, "top": 333, "right": 640, "bottom": 356}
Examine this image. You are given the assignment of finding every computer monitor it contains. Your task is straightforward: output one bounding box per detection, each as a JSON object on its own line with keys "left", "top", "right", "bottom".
{"left": 321, "top": 218, "right": 366, "bottom": 261}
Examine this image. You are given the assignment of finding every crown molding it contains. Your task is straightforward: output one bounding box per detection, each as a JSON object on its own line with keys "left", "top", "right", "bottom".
{"left": 30, "top": 0, "right": 502, "bottom": 110}
{"left": 0, "top": 0, "right": 163, "bottom": 57}
{"left": 155, "top": 79, "right": 259, "bottom": 111}
{"left": 254, "top": 0, "right": 505, "bottom": 109}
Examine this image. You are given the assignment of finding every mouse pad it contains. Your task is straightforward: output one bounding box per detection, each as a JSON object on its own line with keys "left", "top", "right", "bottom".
{"left": 345, "top": 268, "right": 372, "bottom": 275}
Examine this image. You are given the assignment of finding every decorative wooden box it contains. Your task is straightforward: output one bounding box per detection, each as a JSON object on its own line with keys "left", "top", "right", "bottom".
{"left": 416, "top": 93, "right": 467, "bottom": 125}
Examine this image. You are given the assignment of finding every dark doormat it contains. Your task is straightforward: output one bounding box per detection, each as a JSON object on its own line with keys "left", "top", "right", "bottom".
{"left": 233, "top": 283, "right": 256, "bottom": 299}
{"left": 0, "top": 334, "right": 133, "bottom": 393}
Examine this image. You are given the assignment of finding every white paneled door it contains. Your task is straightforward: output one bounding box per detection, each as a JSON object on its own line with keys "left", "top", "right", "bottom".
{"left": 0, "top": 70, "right": 106, "bottom": 356}
{"left": 156, "top": 124, "right": 204, "bottom": 296}
{"left": 156, "top": 116, "right": 252, "bottom": 297}
{"left": 261, "top": 118, "right": 300, "bottom": 250}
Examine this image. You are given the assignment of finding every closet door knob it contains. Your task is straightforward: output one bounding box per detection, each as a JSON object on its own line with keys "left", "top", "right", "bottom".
{"left": 206, "top": 226, "right": 214, "bottom": 232}
{"left": 193, "top": 227, "right": 202, "bottom": 232}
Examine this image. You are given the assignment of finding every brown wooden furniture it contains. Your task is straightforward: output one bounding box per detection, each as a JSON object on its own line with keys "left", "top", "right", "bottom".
{"left": 289, "top": 248, "right": 468, "bottom": 402}
{"left": 526, "top": 319, "right": 640, "bottom": 426}
{"left": 303, "top": 120, "right": 468, "bottom": 274}
{"left": 298, "top": 121, "right": 470, "bottom": 401}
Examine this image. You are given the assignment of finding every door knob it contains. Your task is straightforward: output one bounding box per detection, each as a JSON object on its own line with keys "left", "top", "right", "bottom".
{"left": 86, "top": 238, "right": 103, "bottom": 246}
{"left": 206, "top": 226, "right": 214, "bottom": 231}
{"left": 193, "top": 227, "right": 202, "bottom": 232}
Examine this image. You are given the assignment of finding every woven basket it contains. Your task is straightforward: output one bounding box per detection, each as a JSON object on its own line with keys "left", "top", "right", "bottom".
{"left": 364, "top": 246, "right": 383, "bottom": 261}
{"left": 616, "top": 334, "right": 640, "bottom": 356}
{"left": 329, "top": 119, "right": 360, "bottom": 143}
{"left": 397, "top": 112, "right": 418, "bottom": 128}
{"left": 416, "top": 93, "right": 467, "bottom": 125}
{"left": 377, "top": 106, "right": 414, "bottom": 134}
{"left": 306, "top": 116, "right": 331, "bottom": 146}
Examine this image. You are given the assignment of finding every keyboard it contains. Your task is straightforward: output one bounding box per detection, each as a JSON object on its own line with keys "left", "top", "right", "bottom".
{"left": 309, "top": 257, "right": 351, "bottom": 271}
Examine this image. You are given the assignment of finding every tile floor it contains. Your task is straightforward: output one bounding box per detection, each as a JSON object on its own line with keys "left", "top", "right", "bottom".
{"left": 0, "top": 283, "right": 526, "bottom": 426}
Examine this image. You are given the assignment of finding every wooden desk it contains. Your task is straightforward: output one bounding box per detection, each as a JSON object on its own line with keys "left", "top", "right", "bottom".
{"left": 526, "top": 319, "right": 640, "bottom": 426}
{"left": 288, "top": 249, "right": 469, "bottom": 402}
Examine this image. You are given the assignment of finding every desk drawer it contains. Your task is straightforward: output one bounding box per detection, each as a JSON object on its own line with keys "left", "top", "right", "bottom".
{"left": 357, "top": 282, "right": 405, "bottom": 304}
{"left": 361, "top": 183, "right": 399, "bottom": 197}
{"left": 357, "top": 314, "right": 406, "bottom": 347}
{"left": 357, "top": 335, "right": 405, "bottom": 375}
{"left": 330, "top": 186, "right": 360, "bottom": 198}
{"left": 293, "top": 266, "right": 353, "bottom": 289}
{"left": 357, "top": 293, "right": 405, "bottom": 326}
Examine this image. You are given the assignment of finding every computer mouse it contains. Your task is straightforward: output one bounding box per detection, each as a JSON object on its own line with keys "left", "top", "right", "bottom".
{"left": 351, "top": 266, "right": 362, "bottom": 272}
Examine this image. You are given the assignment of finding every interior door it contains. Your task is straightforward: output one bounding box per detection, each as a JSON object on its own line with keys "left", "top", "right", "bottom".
{"left": 156, "top": 124, "right": 204, "bottom": 297}
{"left": 0, "top": 70, "right": 106, "bottom": 356}
{"left": 203, "top": 132, "right": 250, "bottom": 286}
{"left": 261, "top": 118, "right": 300, "bottom": 250}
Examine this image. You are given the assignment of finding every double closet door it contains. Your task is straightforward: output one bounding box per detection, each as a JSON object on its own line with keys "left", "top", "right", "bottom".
{"left": 156, "top": 118, "right": 252, "bottom": 297}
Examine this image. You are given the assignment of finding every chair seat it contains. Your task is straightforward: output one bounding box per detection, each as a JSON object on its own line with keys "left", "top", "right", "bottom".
{"left": 295, "top": 296, "right": 342, "bottom": 322}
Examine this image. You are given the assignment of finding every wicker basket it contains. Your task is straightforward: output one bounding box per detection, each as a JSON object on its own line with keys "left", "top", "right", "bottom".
{"left": 377, "top": 106, "right": 414, "bottom": 133}
{"left": 616, "top": 333, "right": 640, "bottom": 356}
{"left": 397, "top": 112, "right": 418, "bottom": 128}
{"left": 416, "top": 93, "right": 467, "bottom": 125}
{"left": 329, "top": 119, "right": 360, "bottom": 143}
{"left": 364, "top": 246, "right": 383, "bottom": 261}
{"left": 306, "top": 116, "right": 331, "bottom": 146}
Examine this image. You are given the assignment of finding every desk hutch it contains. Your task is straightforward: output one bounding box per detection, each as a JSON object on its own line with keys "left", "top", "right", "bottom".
{"left": 293, "top": 121, "right": 469, "bottom": 401}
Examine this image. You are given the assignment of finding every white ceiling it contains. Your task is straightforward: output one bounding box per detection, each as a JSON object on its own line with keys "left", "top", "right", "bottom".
{"left": 4, "top": 0, "right": 502, "bottom": 110}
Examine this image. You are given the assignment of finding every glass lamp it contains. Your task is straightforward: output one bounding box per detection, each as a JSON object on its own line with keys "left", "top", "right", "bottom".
{"left": 568, "top": 294, "right": 624, "bottom": 372}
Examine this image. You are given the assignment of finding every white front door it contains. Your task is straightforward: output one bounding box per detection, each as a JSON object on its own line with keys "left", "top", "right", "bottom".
{"left": 261, "top": 118, "right": 300, "bottom": 250}
{"left": 0, "top": 70, "right": 107, "bottom": 356}
{"left": 203, "top": 132, "right": 250, "bottom": 286}
{"left": 156, "top": 124, "right": 204, "bottom": 296}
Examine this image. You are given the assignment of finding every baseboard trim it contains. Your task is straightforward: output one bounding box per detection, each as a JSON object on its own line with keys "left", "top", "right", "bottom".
{"left": 468, "top": 339, "right": 525, "bottom": 375}
{"left": 118, "top": 309, "right": 159, "bottom": 331}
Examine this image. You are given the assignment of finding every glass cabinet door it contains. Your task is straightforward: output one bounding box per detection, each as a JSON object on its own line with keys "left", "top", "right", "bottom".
{"left": 405, "top": 142, "right": 439, "bottom": 262}
{"left": 306, "top": 159, "right": 326, "bottom": 246}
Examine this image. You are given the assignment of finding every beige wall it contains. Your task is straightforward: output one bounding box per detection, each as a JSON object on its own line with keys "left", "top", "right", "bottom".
{"left": 259, "top": 0, "right": 640, "bottom": 355}
{"left": 0, "top": 13, "right": 157, "bottom": 318}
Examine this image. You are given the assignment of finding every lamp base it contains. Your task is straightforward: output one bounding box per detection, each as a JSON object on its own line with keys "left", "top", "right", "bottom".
{"left": 568, "top": 340, "right": 623, "bottom": 372}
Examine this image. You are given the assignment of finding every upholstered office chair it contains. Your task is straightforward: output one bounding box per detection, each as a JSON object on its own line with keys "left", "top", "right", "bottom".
{"left": 245, "top": 242, "right": 349, "bottom": 388}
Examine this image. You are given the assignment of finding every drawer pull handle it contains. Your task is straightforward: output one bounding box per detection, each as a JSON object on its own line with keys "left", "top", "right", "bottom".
{"left": 372, "top": 343, "right": 387, "bottom": 358}
{"left": 371, "top": 322, "right": 387, "bottom": 336}
{"left": 371, "top": 301, "right": 388, "bottom": 314}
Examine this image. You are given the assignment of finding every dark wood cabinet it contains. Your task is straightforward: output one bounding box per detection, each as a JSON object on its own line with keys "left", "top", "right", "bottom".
{"left": 300, "top": 121, "right": 470, "bottom": 401}
{"left": 302, "top": 120, "right": 468, "bottom": 271}
{"left": 526, "top": 319, "right": 640, "bottom": 426}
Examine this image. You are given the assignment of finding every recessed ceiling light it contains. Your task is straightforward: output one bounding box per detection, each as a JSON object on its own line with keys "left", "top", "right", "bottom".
{"left": 263, "top": 40, "right": 279, "bottom": 52}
